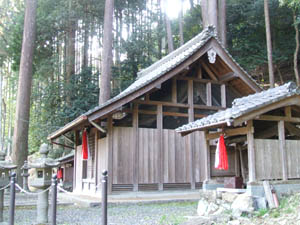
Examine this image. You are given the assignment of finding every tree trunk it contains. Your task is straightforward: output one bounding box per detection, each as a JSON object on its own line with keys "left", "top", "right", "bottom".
{"left": 218, "top": 0, "right": 227, "bottom": 47}
{"left": 201, "top": 0, "right": 208, "bottom": 28}
{"left": 264, "top": 0, "right": 275, "bottom": 88}
{"left": 208, "top": 0, "right": 218, "bottom": 31}
{"left": 99, "top": 0, "right": 114, "bottom": 104}
{"left": 12, "top": 0, "right": 37, "bottom": 185}
{"left": 82, "top": 8, "right": 89, "bottom": 69}
{"left": 66, "top": 0, "right": 76, "bottom": 105}
{"left": 190, "top": 0, "right": 194, "bottom": 9}
{"left": 293, "top": 10, "right": 300, "bottom": 86}
{"left": 179, "top": 0, "right": 184, "bottom": 46}
{"left": 165, "top": 13, "right": 174, "bottom": 53}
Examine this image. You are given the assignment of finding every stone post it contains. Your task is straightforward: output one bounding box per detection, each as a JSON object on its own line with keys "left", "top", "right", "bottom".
{"left": 21, "top": 160, "right": 30, "bottom": 192}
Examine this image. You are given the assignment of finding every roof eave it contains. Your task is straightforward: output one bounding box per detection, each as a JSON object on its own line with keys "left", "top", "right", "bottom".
{"left": 47, "top": 115, "right": 88, "bottom": 141}
{"left": 176, "top": 121, "right": 229, "bottom": 136}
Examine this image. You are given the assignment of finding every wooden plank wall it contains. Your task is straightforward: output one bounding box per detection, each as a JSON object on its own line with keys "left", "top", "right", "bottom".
{"left": 111, "top": 128, "right": 209, "bottom": 186}
{"left": 286, "top": 140, "right": 300, "bottom": 179}
{"left": 255, "top": 139, "right": 283, "bottom": 180}
{"left": 112, "top": 127, "right": 134, "bottom": 184}
{"left": 97, "top": 137, "right": 108, "bottom": 185}
{"left": 138, "top": 128, "right": 160, "bottom": 184}
{"left": 75, "top": 145, "right": 83, "bottom": 192}
{"left": 193, "top": 131, "right": 206, "bottom": 183}
{"left": 163, "top": 129, "right": 191, "bottom": 183}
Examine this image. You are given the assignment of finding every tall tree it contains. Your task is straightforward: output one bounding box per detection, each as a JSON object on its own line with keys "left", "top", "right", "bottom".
{"left": 201, "top": 0, "right": 208, "bottom": 27}
{"left": 280, "top": 0, "right": 300, "bottom": 86}
{"left": 179, "top": 0, "right": 184, "bottom": 46}
{"left": 208, "top": 0, "right": 218, "bottom": 31}
{"left": 218, "top": 0, "right": 227, "bottom": 47}
{"left": 12, "top": 0, "right": 37, "bottom": 184}
{"left": 99, "top": 0, "right": 114, "bottom": 104}
{"left": 164, "top": 3, "right": 174, "bottom": 53}
{"left": 264, "top": 0, "right": 275, "bottom": 88}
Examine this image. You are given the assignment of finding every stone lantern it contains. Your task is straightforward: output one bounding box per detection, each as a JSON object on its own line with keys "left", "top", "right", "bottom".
{"left": 29, "top": 143, "right": 59, "bottom": 224}
{"left": 21, "top": 160, "right": 30, "bottom": 192}
{"left": 0, "top": 151, "right": 17, "bottom": 222}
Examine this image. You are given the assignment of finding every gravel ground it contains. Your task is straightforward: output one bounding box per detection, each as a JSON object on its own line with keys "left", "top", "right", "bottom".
{"left": 4, "top": 201, "right": 198, "bottom": 225}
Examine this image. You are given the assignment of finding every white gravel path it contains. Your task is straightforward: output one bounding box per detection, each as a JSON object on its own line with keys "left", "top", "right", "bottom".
{"left": 4, "top": 201, "right": 198, "bottom": 225}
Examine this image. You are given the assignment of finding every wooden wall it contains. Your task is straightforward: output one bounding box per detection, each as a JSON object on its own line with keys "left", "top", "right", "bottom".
{"left": 255, "top": 139, "right": 283, "bottom": 180}
{"left": 286, "top": 140, "right": 300, "bottom": 179}
{"left": 96, "top": 137, "right": 108, "bottom": 185}
{"left": 110, "top": 127, "right": 207, "bottom": 186}
{"left": 210, "top": 146, "right": 236, "bottom": 177}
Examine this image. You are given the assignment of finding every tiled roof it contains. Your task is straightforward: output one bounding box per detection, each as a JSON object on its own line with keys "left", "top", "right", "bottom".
{"left": 176, "top": 82, "right": 300, "bottom": 133}
{"left": 84, "top": 26, "right": 216, "bottom": 116}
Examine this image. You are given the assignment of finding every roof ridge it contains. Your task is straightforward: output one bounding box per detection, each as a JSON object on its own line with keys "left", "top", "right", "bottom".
{"left": 136, "top": 26, "right": 216, "bottom": 79}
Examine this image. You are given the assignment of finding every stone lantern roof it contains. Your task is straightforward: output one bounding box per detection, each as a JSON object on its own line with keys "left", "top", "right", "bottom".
{"left": 0, "top": 151, "right": 17, "bottom": 170}
{"left": 29, "top": 143, "right": 59, "bottom": 169}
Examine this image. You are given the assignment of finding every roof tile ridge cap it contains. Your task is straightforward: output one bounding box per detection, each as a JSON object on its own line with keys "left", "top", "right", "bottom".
{"left": 213, "top": 37, "right": 261, "bottom": 90}
{"left": 136, "top": 27, "right": 212, "bottom": 79}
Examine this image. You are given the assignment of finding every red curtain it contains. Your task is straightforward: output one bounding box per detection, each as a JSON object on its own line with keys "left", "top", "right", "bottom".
{"left": 82, "top": 129, "right": 89, "bottom": 160}
{"left": 215, "top": 135, "right": 228, "bottom": 170}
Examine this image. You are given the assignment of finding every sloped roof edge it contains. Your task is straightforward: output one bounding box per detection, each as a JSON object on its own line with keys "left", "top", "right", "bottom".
{"left": 176, "top": 82, "right": 300, "bottom": 134}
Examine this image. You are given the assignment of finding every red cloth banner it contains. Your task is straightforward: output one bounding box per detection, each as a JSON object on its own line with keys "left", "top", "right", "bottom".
{"left": 57, "top": 168, "right": 63, "bottom": 179}
{"left": 214, "top": 135, "right": 228, "bottom": 170}
{"left": 82, "top": 129, "right": 89, "bottom": 160}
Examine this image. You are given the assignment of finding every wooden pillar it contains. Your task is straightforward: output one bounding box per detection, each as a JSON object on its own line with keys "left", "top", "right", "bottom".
{"left": 221, "top": 84, "right": 226, "bottom": 108}
{"left": 206, "top": 82, "right": 212, "bottom": 106}
{"left": 132, "top": 104, "right": 139, "bottom": 191}
{"left": 157, "top": 104, "right": 163, "bottom": 190}
{"left": 107, "top": 115, "right": 113, "bottom": 194}
{"left": 95, "top": 130, "right": 99, "bottom": 192}
{"left": 73, "top": 130, "right": 79, "bottom": 191}
{"left": 278, "top": 120, "right": 288, "bottom": 180}
{"left": 188, "top": 80, "right": 195, "bottom": 189}
{"left": 247, "top": 120, "right": 256, "bottom": 183}
{"left": 203, "top": 131, "right": 211, "bottom": 182}
{"left": 234, "top": 145, "right": 241, "bottom": 177}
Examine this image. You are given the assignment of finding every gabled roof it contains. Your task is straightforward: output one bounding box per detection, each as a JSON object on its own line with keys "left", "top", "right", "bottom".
{"left": 176, "top": 82, "right": 300, "bottom": 135}
{"left": 48, "top": 26, "right": 261, "bottom": 140}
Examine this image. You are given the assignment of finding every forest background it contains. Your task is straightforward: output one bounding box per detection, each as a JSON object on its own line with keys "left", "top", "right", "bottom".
{"left": 0, "top": 0, "right": 299, "bottom": 158}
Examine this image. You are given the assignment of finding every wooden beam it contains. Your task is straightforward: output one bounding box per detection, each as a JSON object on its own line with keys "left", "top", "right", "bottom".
{"left": 221, "top": 84, "right": 226, "bottom": 108}
{"left": 172, "top": 78, "right": 177, "bottom": 103}
{"left": 203, "top": 131, "right": 211, "bottom": 182}
{"left": 285, "top": 122, "right": 300, "bottom": 137}
{"left": 206, "top": 82, "right": 212, "bottom": 106}
{"left": 178, "top": 77, "right": 221, "bottom": 84}
{"left": 62, "top": 134, "right": 74, "bottom": 144}
{"left": 206, "top": 127, "right": 248, "bottom": 140}
{"left": 88, "top": 38, "right": 215, "bottom": 121}
{"left": 133, "top": 99, "right": 224, "bottom": 111}
{"left": 219, "top": 72, "right": 237, "bottom": 82}
{"left": 278, "top": 120, "right": 288, "bottom": 180}
{"left": 201, "top": 61, "right": 218, "bottom": 81}
{"left": 51, "top": 141, "right": 74, "bottom": 149}
{"left": 256, "top": 115, "right": 300, "bottom": 123}
{"left": 235, "top": 146, "right": 241, "bottom": 177}
{"left": 285, "top": 106, "right": 292, "bottom": 118}
{"left": 210, "top": 40, "right": 261, "bottom": 93}
{"left": 238, "top": 145, "right": 246, "bottom": 181}
{"left": 247, "top": 120, "right": 256, "bottom": 183}
{"left": 233, "top": 96, "right": 300, "bottom": 126}
{"left": 132, "top": 104, "right": 139, "bottom": 191}
{"left": 226, "top": 135, "right": 247, "bottom": 144}
{"left": 89, "top": 120, "right": 107, "bottom": 133}
{"left": 188, "top": 79, "right": 195, "bottom": 189}
{"left": 157, "top": 104, "right": 163, "bottom": 191}
{"left": 197, "top": 64, "right": 202, "bottom": 79}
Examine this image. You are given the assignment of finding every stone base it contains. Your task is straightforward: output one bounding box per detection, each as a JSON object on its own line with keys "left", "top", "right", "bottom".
{"left": 203, "top": 180, "right": 224, "bottom": 191}
{"left": 247, "top": 180, "right": 300, "bottom": 197}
